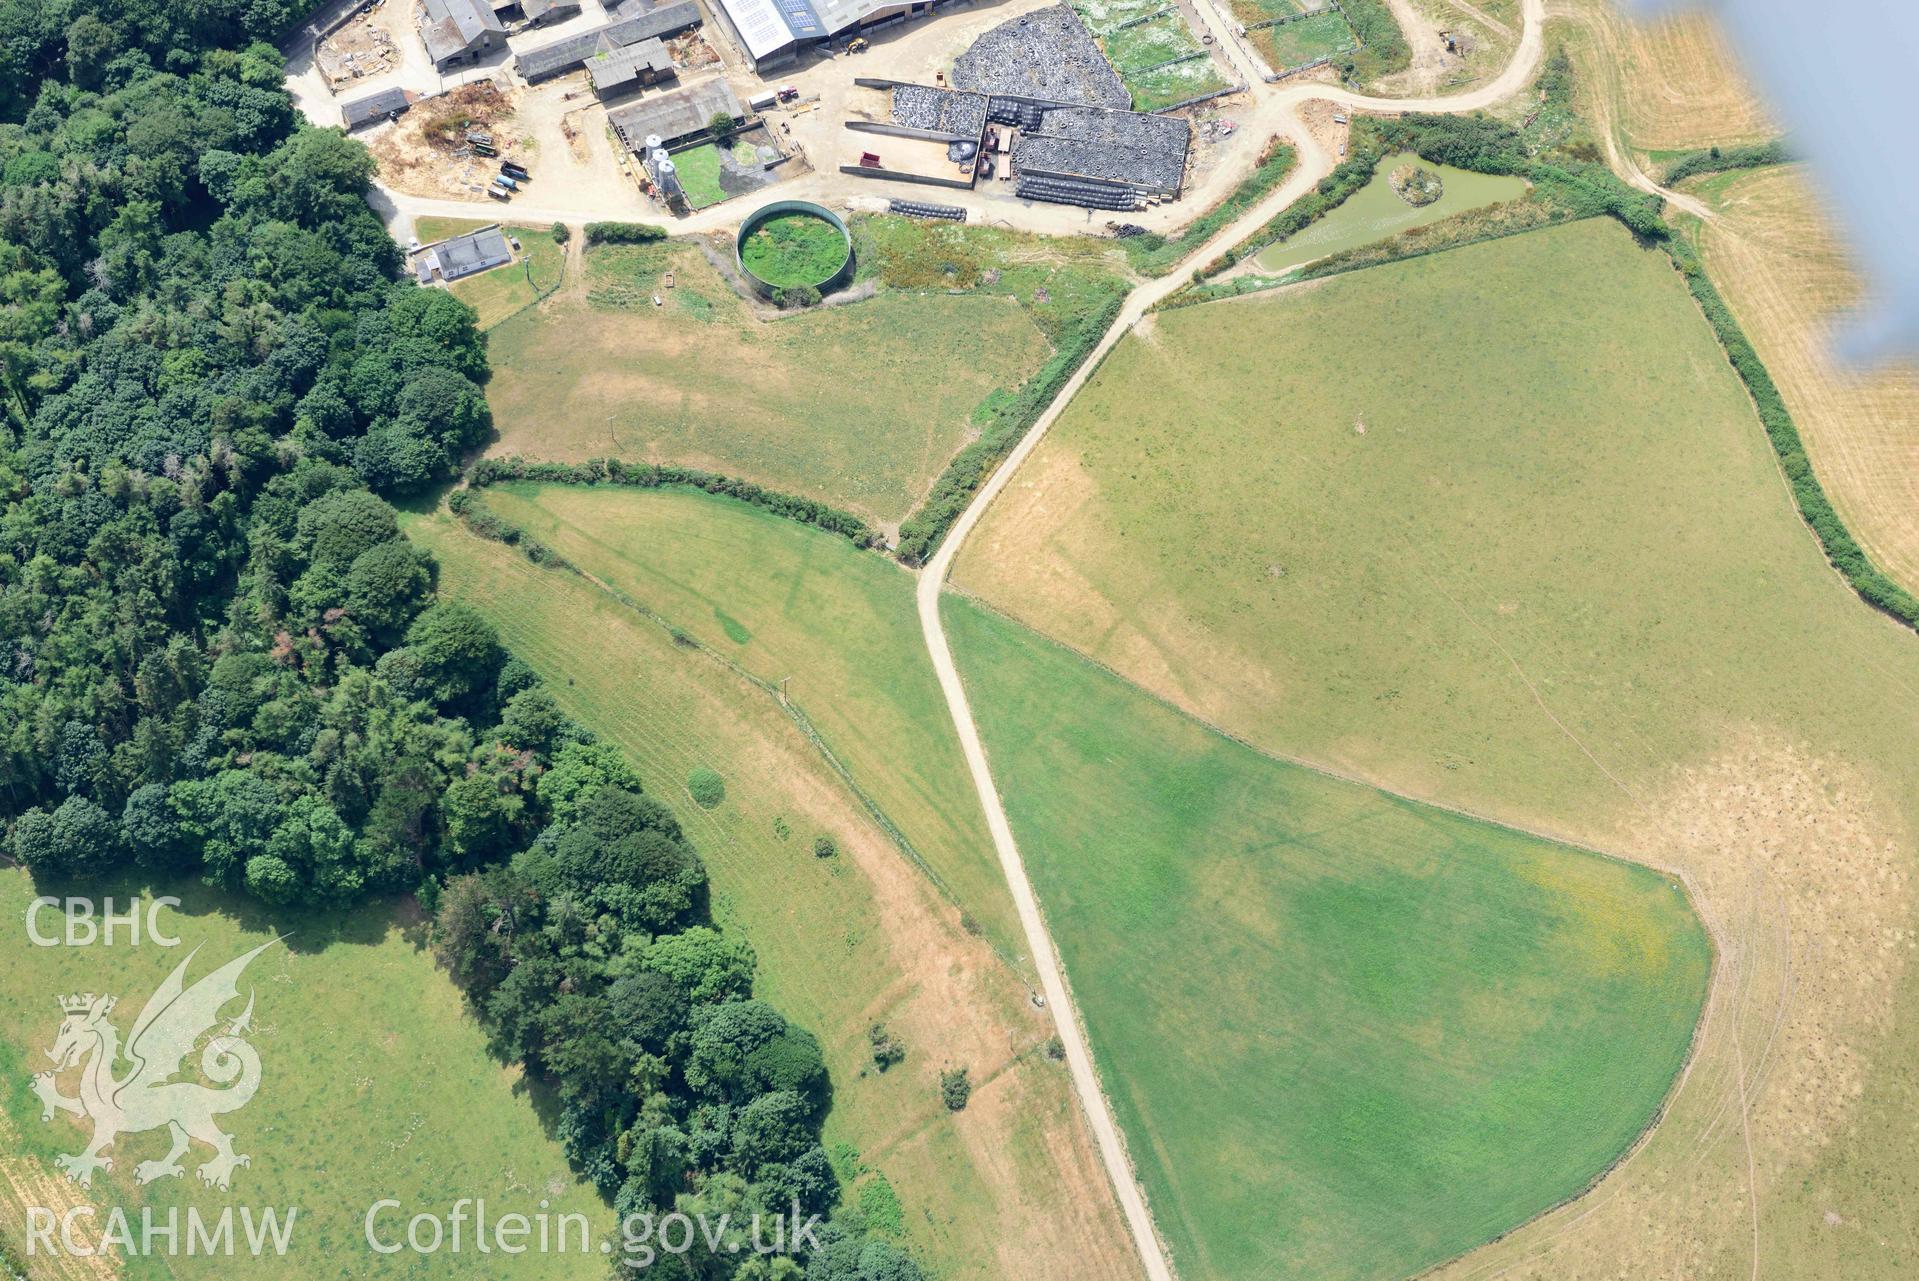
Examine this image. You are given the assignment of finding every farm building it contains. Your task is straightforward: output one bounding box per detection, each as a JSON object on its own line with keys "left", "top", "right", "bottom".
{"left": 340, "top": 87, "right": 415, "bottom": 130}
{"left": 417, "top": 0, "right": 507, "bottom": 71}
{"left": 500, "top": 0, "right": 582, "bottom": 24}
{"left": 586, "top": 37, "right": 675, "bottom": 97}
{"left": 608, "top": 78, "right": 745, "bottom": 149}
{"left": 514, "top": 0, "right": 701, "bottom": 84}
{"left": 706, "top": 0, "right": 941, "bottom": 72}
{"left": 414, "top": 225, "right": 514, "bottom": 283}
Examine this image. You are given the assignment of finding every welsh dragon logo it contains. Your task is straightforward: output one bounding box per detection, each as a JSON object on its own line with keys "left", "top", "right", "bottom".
{"left": 29, "top": 941, "right": 275, "bottom": 1191}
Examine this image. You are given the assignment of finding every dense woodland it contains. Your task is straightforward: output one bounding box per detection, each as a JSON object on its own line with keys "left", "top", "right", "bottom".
{"left": 0, "top": 4, "right": 913, "bottom": 1276}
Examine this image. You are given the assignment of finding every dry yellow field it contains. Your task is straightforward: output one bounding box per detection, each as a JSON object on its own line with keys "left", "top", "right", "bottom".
{"left": 1694, "top": 164, "right": 1919, "bottom": 594}
{"left": 1557, "top": 1, "right": 1773, "bottom": 152}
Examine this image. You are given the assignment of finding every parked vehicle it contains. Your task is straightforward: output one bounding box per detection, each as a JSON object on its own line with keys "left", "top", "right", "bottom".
{"left": 492, "top": 174, "right": 518, "bottom": 192}
{"left": 500, "top": 160, "right": 529, "bottom": 181}
{"left": 487, "top": 185, "right": 510, "bottom": 201}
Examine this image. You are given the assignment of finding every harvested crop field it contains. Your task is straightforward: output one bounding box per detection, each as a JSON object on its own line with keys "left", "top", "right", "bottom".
{"left": 482, "top": 239, "right": 1050, "bottom": 527}
{"left": 954, "top": 217, "right": 1919, "bottom": 1280}
{"left": 403, "top": 510, "right": 1144, "bottom": 1281}
{"left": 942, "top": 595, "right": 1711, "bottom": 1281}
{"left": 1693, "top": 165, "right": 1919, "bottom": 595}
{"left": 1567, "top": 2, "right": 1773, "bottom": 153}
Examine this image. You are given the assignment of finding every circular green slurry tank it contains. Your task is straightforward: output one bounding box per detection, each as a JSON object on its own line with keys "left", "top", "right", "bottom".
{"left": 735, "top": 200, "right": 854, "bottom": 298}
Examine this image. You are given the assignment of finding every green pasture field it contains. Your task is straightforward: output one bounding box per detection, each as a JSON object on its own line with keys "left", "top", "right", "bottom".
{"left": 400, "top": 511, "right": 1139, "bottom": 1281}
{"left": 466, "top": 480, "right": 1020, "bottom": 959}
{"left": 413, "top": 218, "right": 563, "bottom": 330}
{"left": 1227, "top": 0, "right": 1307, "bottom": 25}
{"left": 481, "top": 238, "right": 1052, "bottom": 527}
{"left": 1251, "top": 9, "right": 1356, "bottom": 70}
{"left": 1101, "top": 15, "right": 1201, "bottom": 74}
{"left": 941, "top": 595, "right": 1711, "bottom": 1281}
{"left": 956, "top": 217, "right": 1919, "bottom": 835}
{"left": 1125, "top": 55, "right": 1231, "bottom": 111}
{"left": 665, "top": 143, "right": 728, "bottom": 209}
{"left": 954, "top": 217, "right": 1919, "bottom": 1277}
{"left": 0, "top": 869, "right": 610, "bottom": 1281}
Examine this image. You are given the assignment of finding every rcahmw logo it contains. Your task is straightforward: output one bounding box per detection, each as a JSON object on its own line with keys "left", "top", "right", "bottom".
{"left": 26, "top": 1206, "right": 297, "bottom": 1259}
{"left": 31, "top": 941, "right": 276, "bottom": 1191}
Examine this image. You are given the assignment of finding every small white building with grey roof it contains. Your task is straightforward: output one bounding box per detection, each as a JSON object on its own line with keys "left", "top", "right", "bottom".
{"left": 413, "top": 225, "right": 514, "bottom": 284}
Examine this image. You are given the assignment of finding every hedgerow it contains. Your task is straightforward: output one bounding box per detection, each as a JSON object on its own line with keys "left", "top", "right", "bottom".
{"left": 469, "top": 456, "right": 879, "bottom": 547}
{"left": 1663, "top": 238, "right": 1919, "bottom": 629}
{"left": 895, "top": 285, "right": 1127, "bottom": 563}
{"left": 583, "top": 221, "right": 669, "bottom": 245}
{"left": 1189, "top": 112, "right": 1665, "bottom": 291}
{"left": 447, "top": 488, "right": 571, "bottom": 569}
{"left": 1660, "top": 139, "right": 1790, "bottom": 185}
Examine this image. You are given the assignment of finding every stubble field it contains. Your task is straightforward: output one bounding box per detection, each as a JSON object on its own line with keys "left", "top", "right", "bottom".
{"left": 1689, "top": 165, "right": 1919, "bottom": 595}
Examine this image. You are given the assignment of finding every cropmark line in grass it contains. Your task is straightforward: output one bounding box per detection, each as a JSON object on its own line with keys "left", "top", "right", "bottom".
{"left": 943, "top": 587, "right": 1727, "bottom": 1281}
{"left": 445, "top": 493, "right": 1023, "bottom": 973}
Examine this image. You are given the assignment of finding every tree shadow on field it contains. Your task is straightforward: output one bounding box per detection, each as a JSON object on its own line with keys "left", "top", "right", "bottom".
{"left": 18, "top": 866, "right": 414, "bottom": 958}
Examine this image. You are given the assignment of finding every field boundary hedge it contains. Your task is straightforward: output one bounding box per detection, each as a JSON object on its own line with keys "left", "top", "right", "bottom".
{"left": 447, "top": 487, "right": 572, "bottom": 568}
{"left": 582, "top": 221, "right": 669, "bottom": 245}
{"left": 1659, "top": 139, "right": 1789, "bottom": 186}
{"left": 1662, "top": 238, "right": 1919, "bottom": 630}
{"left": 1166, "top": 196, "right": 1567, "bottom": 310}
{"left": 442, "top": 489, "right": 1020, "bottom": 967}
{"left": 1172, "top": 112, "right": 1665, "bottom": 306}
{"left": 895, "top": 288, "right": 1126, "bottom": 563}
{"left": 1122, "top": 139, "right": 1299, "bottom": 277}
{"left": 469, "top": 455, "right": 880, "bottom": 547}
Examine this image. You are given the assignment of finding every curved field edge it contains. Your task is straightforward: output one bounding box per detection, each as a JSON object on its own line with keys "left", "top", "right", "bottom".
{"left": 1687, "top": 162, "right": 1919, "bottom": 601}
{"left": 949, "top": 215, "right": 1919, "bottom": 1279}
{"left": 400, "top": 508, "right": 1144, "bottom": 1281}
{"left": 939, "top": 592, "right": 1711, "bottom": 1281}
